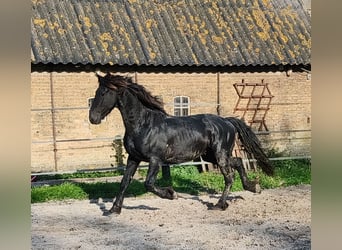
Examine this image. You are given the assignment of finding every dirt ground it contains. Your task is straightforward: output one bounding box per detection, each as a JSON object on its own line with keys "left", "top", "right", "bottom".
{"left": 31, "top": 184, "right": 311, "bottom": 250}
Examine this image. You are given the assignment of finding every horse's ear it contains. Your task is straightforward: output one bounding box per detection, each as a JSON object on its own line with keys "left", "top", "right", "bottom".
{"left": 95, "top": 71, "right": 103, "bottom": 79}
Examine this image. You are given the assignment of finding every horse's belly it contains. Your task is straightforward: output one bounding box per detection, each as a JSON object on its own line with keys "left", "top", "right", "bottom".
{"left": 163, "top": 141, "right": 206, "bottom": 164}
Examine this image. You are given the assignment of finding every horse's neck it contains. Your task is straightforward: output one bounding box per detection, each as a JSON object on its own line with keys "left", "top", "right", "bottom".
{"left": 117, "top": 91, "right": 159, "bottom": 132}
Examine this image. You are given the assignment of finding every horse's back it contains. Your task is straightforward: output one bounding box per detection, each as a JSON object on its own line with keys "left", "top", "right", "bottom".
{"left": 125, "top": 113, "right": 236, "bottom": 163}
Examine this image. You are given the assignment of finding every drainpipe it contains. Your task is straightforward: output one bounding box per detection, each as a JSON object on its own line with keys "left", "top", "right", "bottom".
{"left": 134, "top": 71, "right": 138, "bottom": 83}
{"left": 216, "top": 72, "right": 221, "bottom": 116}
{"left": 50, "top": 72, "right": 58, "bottom": 172}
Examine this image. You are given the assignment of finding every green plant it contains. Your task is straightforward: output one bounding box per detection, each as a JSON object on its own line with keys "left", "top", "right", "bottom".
{"left": 264, "top": 146, "right": 287, "bottom": 158}
{"left": 31, "top": 160, "right": 310, "bottom": 203}
{"left": 31, "top": 182, "right": 87, "bottom": 203}
{"left": 272, "top": 159, "right": 311, "bottom": 186}
{"left": 31, "top": 181, "right": 147, "bottom": 203}
{"left": 33, "top": 170, "right": 123, "bottom": 182}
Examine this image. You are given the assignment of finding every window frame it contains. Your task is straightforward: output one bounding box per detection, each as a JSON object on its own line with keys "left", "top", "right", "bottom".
{"left": 173, "top": 96, "right": 190, "bottom": 116}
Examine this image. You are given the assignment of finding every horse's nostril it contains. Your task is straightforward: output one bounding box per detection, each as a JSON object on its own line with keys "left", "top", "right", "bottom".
{"left": 89, "top": 112, "right": 101, "bottom": 124}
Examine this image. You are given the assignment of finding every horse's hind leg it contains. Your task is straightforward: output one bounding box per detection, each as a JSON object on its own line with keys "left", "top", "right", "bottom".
{"left": 231, "top": 157, "right": 261, "bottom": 193}
{"left": 213, "top": 157, "right": 235, "bottom": 210}
{"left": 145, "top": 156, "right": 177, "bottom": 199}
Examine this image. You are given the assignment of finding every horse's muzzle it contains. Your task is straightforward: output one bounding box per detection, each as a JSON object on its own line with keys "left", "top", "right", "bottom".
{"left": 89, "top": 111, "right": 101, "bottom": 124}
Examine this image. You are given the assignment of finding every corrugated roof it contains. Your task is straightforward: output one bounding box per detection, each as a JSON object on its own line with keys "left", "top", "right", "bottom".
{"left": 31, "top": 0, "right": 311, "bottom": 66}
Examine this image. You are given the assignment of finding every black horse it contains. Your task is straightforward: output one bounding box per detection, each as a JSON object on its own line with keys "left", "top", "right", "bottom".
{"left": 89, "top": 73, "right": 274, "bottom": 215}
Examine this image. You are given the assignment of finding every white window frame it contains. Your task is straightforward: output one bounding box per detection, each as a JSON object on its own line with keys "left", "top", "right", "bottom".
{"left": 173, "top": 96, "right": 190, "bottom": 116}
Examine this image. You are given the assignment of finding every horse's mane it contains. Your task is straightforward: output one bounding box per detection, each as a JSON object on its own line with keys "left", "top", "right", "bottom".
{"left": 101, "top": 73, "right": 167, "bottom": 114}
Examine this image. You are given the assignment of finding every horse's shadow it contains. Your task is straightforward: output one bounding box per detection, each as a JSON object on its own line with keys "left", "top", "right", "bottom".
{"left": 188, "top": 194, "right": 245, "bottom": 209}
{"left": 90, "top": 198, "right": 160, "bottom": 216}
{"left": 90, "top": 194, "right": 244, "bottom": 215}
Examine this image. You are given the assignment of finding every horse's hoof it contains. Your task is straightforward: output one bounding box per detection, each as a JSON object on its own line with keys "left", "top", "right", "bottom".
{"left": 255, "top": 183, "right": 261, "bottom": 194}
{"left": 247, "top": 180, "right": 261, "bottom": 193}
{"left": 221, "top": 201, "right": 229, "bottom": 210}
{"left": 172, "top": 191, "right": 178, "bottom": 199}
{"left": 210, "top": 200, "right": 229, "bottom": 210}
{"left": 102, "top": 210, "right": 113, "bottom": 216}
{"left": 107, "top": 205, "right": 121, "bottom": 215}
{"left": 165, "top": 187, "right": 177, "bottom": 200}
{"left": 208, "top": 205, "right": 223, "bottom": 210}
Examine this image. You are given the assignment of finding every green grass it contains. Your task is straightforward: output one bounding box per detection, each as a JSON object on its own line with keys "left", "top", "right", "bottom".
{"left": 31, "top": 159, "right": 310, "bottom": 203}
{"left": 31, "top": 182, "right": 88, "bottom": 202}
{"left": 32, "top": 170, "right": 124, "bottom": 181}
{"left": 31, "top": 180, "right": 146, "bottom": 203}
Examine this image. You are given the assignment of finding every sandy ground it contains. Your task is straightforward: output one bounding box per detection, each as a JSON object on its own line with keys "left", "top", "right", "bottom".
{"left": 31, "top": 184, "right": 310, "bottom": 249}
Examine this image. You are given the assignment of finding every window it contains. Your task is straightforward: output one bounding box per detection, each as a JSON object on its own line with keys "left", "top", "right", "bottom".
{"left": 174, "top": 96, "right": 190, "bottom": 116}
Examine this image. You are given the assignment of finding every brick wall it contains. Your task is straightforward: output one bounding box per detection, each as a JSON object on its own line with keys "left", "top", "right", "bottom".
{"left": 31, "top": 69, "right": 311, "bottom": 173}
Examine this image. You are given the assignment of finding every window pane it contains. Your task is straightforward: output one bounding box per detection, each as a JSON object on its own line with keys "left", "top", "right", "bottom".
{"left": 174, "top": 97, "right": 181, "bottom": 103}
{"left": 174, "top": 96, "right": 190, "bottom": 116}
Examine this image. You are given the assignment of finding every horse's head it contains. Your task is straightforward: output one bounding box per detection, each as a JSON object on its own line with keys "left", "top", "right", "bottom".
{"left": 89, "top": 73, "right": 120, "bottom": 124}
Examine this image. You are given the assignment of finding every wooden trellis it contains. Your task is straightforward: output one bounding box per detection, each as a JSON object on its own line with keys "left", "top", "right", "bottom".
{"left": 233, "top": 79, "right": 274, "bottom": 131}
{"left": 232, "top": 135, "right": 257, "bottom": 171}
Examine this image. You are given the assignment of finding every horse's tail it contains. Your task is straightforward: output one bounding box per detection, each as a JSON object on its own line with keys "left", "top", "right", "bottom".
{"left": 226, "top": 117, "right": 274, "bottom": 176}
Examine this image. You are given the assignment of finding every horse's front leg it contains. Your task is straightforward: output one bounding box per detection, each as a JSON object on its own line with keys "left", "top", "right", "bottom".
{"left": 145, "top": 156, "right": 177, "bottom": 199}
{"left": 108, "top": 156, "right": 140, "bottom": 215}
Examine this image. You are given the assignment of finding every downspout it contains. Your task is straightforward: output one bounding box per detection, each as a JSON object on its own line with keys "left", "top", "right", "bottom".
{"left": 216, "top": 72, "right": 221, "bottom": 115}
{"left": 50, "top": 72, "right": 58, "bottom": 172}
{"left": 134, "top": 71, "right": 138, "bottom": 83}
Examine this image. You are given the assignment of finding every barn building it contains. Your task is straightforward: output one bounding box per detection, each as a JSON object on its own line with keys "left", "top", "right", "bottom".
{"left": 31, "top": 0, "right": 311, "bottom": 173}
